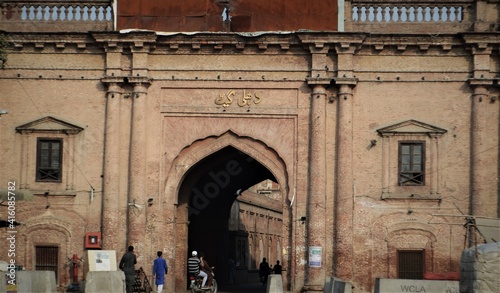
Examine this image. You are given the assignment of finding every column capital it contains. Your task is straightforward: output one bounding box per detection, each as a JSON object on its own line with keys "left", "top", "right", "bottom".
{"left": 127, "top": 76, "right": 152, "bottom": 87}
{"left": 101, "top": 76, "right": 125, "bottom": 85}
{"left": 306, "top": 77, "right": 332, "bottom": 87}
{"left": 468, "top": 78, "right": 494, "bottom": 87}
{"left": 334, "top": 77, "right": 358, "bottom": 87}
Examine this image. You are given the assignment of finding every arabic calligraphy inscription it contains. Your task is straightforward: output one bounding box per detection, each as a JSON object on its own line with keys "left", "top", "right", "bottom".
{"left": 215, "top": 90, "right": 262, "bottom": 108}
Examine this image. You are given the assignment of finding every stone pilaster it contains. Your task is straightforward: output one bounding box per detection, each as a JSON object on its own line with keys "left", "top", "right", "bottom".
{"left": 304, "top": 82, "right": 328, "bottom": 291}
{"left": 332, "top": 41, "right": 358, "bottom": 281}
{"left": 333, "top": 79, "right": 357, "bottom": 281}
{"left": 468, "top": 81, "right": 496, "bottom": 218}
{"left": 101, "top": 79, "right": 126, "bottom": 251}
{"left": 303, "top": 44, "right": 333, "bottom": 292}
{"left": 127, "top": 77, "right": 151, "bottom": 263}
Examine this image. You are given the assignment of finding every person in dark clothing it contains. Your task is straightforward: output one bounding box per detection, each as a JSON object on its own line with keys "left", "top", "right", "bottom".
{"left": 119, "top": 245, "right": 137, "bottom": 293}
{"left": 199, "top": 252, "right": 214, "bottom": 287}
{"left": 259, "top": 258, "right": 271, "bottom": 286}
{"left": 273, "top": 260, "right": 282, "bottom": 275}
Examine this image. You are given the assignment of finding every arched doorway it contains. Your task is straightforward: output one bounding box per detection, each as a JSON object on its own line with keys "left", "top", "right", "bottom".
{"left": 167, "top": 132, "right": 289, "bottom": 292}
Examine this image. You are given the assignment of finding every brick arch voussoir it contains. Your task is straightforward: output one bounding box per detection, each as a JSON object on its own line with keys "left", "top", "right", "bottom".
{"left": 165, "top": 130, "right": 289, "bottom": 205}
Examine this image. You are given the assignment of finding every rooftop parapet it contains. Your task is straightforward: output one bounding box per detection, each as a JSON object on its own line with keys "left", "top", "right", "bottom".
{"left": 0, "top": 0, "right": 113, "bottom": 32}
{"left": 1, "top": 0, "right": 498, "bottom": 34}
{"left": 345, "top": 0, "right": 499, "bottom": 33}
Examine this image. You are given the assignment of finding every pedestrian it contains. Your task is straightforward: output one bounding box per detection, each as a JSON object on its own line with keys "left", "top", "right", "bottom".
{"left": 119, "top": 245, "right": 137, "bottom": 293}
{"left": 259, "top": 257, "right": 271, "bottom": 286}
{"left": 153, "top": 251, "right": 168, "bottom": 293}
{"left": 273, "top": 260, "right": 282, "bottom": 275}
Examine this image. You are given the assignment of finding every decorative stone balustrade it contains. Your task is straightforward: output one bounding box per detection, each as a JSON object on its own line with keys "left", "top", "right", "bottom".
{"left": 345, "top": 0, "right": 487, "bottom": 33}
{"left": 0, "top": 0, "right": 113, "bottom": 32}
{"left": 352, "top": 3, "right": 464, "bottom": 23}
{"left": 0, "top": 0, "right": 496, "bottom": 33}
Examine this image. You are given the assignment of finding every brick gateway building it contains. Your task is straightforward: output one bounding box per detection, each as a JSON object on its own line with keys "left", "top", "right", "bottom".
{"left": 0, "top": 1, "right": 499, "bottom": 292}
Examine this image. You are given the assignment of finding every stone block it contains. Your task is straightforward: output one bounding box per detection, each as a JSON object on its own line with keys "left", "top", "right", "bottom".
{"left": 83, "top": 271, "right": 126, "bottom": 293}
{"left": 324, "top": 277, "right": 353, "bottom": 293}
{"left": 17, "top": 271, "right": 57, "bottom": 293}
{"left": 267, "top": 274, "right": 283, "bottom": 293}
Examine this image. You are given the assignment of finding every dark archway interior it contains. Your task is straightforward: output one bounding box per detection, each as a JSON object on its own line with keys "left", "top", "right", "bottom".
{"left": 183, "top": 146, "right": 277, "bottom": 287}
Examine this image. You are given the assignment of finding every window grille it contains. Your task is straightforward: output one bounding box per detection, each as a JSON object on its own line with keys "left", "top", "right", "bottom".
{"left": 35, "top": 246, "right": 58, "bottom": 281}
{"left": 399, "top": 142, "right": 425, "bottom": 186}
{"left": 398, "top": 250, "right": 424, "bottom": 279}
{"left": 36, "top": 138, "right": 62, "bottom": 182}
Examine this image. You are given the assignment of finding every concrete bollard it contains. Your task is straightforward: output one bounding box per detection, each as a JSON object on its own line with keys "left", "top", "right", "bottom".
{"left": 267, "top": 274, "right": 284, "bottom": 293}
{"left": 0, "top": 270, "right": 57, "bottom": 293}
{"left": 83, "top": 271, "right": 126, "bottom": 293}
{"left": 324, "top": 277, "right": 353, "bottom": 293}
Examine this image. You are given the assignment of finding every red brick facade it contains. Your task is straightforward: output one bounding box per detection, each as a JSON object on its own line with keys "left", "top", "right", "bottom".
{"left": 0, "top": 1, "right": 499, "bottom": 292}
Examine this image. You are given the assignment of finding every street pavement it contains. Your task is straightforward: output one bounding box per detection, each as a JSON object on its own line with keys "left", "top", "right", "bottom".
{"left": 217, "top": 283, "right": 266, "bottom": 293}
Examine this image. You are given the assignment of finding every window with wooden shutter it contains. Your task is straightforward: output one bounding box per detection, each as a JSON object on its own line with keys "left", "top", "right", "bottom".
{"left": 398, "top": 250, "right": 424, "bottom": 279}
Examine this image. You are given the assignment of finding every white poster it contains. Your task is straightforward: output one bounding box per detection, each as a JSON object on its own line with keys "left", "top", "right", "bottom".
{"left": 87, "top": 250, "right": 117, "bottom": 272}
{"left": 95, "top": 251, "right": 111, "bottom": 271}
{"left": 309, "top": 246, "right": 322, "bottom": 267}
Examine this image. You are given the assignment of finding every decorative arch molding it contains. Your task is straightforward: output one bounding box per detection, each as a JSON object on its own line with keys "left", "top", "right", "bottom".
{"left": 164, "top": 130, "right": 289, "bottom": 205}
{"left": 19, "top": 208, "right": 86, "bottom": 232}
{"left": 370, "top": 212, "right": 439, "bottom": 278}
{"left": 19, "top": 217, "right": 73, "bottom": 283}
{"left": 385, "top": 227, "right": 438, "bottom": 277}
{"left": 166, "top": 130, "right": 291, "bottom": 292}
{"left": 24, "top": 218, "right": 73, "bottom": 239}
{"left": 385, "top": 222, "right": 437, "bottom": 242}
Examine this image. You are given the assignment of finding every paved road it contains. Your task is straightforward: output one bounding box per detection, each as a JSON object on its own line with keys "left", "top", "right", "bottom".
{"left": 217, "top": 283, "right": 266, "bottom": 293}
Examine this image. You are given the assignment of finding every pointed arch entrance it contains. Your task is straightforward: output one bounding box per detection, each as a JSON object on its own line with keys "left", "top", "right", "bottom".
{"left": 165, "top": 132, "right": 289, "bottom": 291}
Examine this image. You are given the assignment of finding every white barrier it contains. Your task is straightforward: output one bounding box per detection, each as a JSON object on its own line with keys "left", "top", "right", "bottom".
{"left": 83, "top": 271, "right": 126, "bottom": 293}
{"left": 375, "top": 278, "right": 459, "bottom": 293}
{"left": 267, "top": 274, "right": 283, "bottom": 293}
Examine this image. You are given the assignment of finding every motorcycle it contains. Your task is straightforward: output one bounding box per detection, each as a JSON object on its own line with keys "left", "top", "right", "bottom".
{"left": 189, "top": 270, "right": 217, "bottom": 293}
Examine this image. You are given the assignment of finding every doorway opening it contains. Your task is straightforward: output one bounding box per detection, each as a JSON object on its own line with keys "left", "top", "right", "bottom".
{"left": 179, "top": 145, "right": 285, "bottom": 289}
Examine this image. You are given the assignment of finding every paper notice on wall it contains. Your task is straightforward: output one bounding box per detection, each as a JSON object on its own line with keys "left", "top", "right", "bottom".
{"left": 95, "top": 252, "right": 111, "bottom": 271}
{"left": 88, "top": 250, "right": 117, "bottom": 272}
{"left": 309, "top": 246, "right": 322, "bottom": 267}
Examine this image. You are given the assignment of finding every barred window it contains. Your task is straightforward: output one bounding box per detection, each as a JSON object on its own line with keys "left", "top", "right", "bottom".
{"left": 35, "top": 246, "right": 59, "bottom": 281}
{"left": 36, "top": 138, "right": 62, "bottom": 182}
{"left": 398, "top": 250, "right": 424, "bottom": 279}
{"left": 399, "top": 142, "right": 425, "bottom": 186}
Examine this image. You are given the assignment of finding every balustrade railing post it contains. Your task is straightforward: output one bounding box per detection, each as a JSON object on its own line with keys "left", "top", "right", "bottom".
{"left": 346, "top": 0, "right": 476, "bottom": 33}
{"left": 0, "top": 0, "right": 114, "bottom": 32}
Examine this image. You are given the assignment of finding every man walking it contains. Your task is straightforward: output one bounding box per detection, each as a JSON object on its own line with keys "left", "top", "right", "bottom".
{"left": 259, "top": 258, "right": 271, "bottom": 286}
{"left": 153, "top": 251, "right": 168, "bottom": 293}
{"left": 119, "top": 245, "right": 137, "bottom": 293}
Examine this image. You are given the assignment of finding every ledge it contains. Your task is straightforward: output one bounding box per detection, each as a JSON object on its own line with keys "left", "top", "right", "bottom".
{"left": 32, "top": 190, "right": 77, "bottom": 197}
{"left": 381, "top": 193, "right": 442, "bottom": 201}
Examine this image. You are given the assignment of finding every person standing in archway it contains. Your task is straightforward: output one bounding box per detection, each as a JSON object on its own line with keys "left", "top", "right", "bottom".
{"left": 153, "top": 251, "right": 168, "bottom": 293}
{"left": 259, "top": 258, "right": 271, "bottom": 286}
{"left": 273, "top": 260, "right": 282, "bottom": 275}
